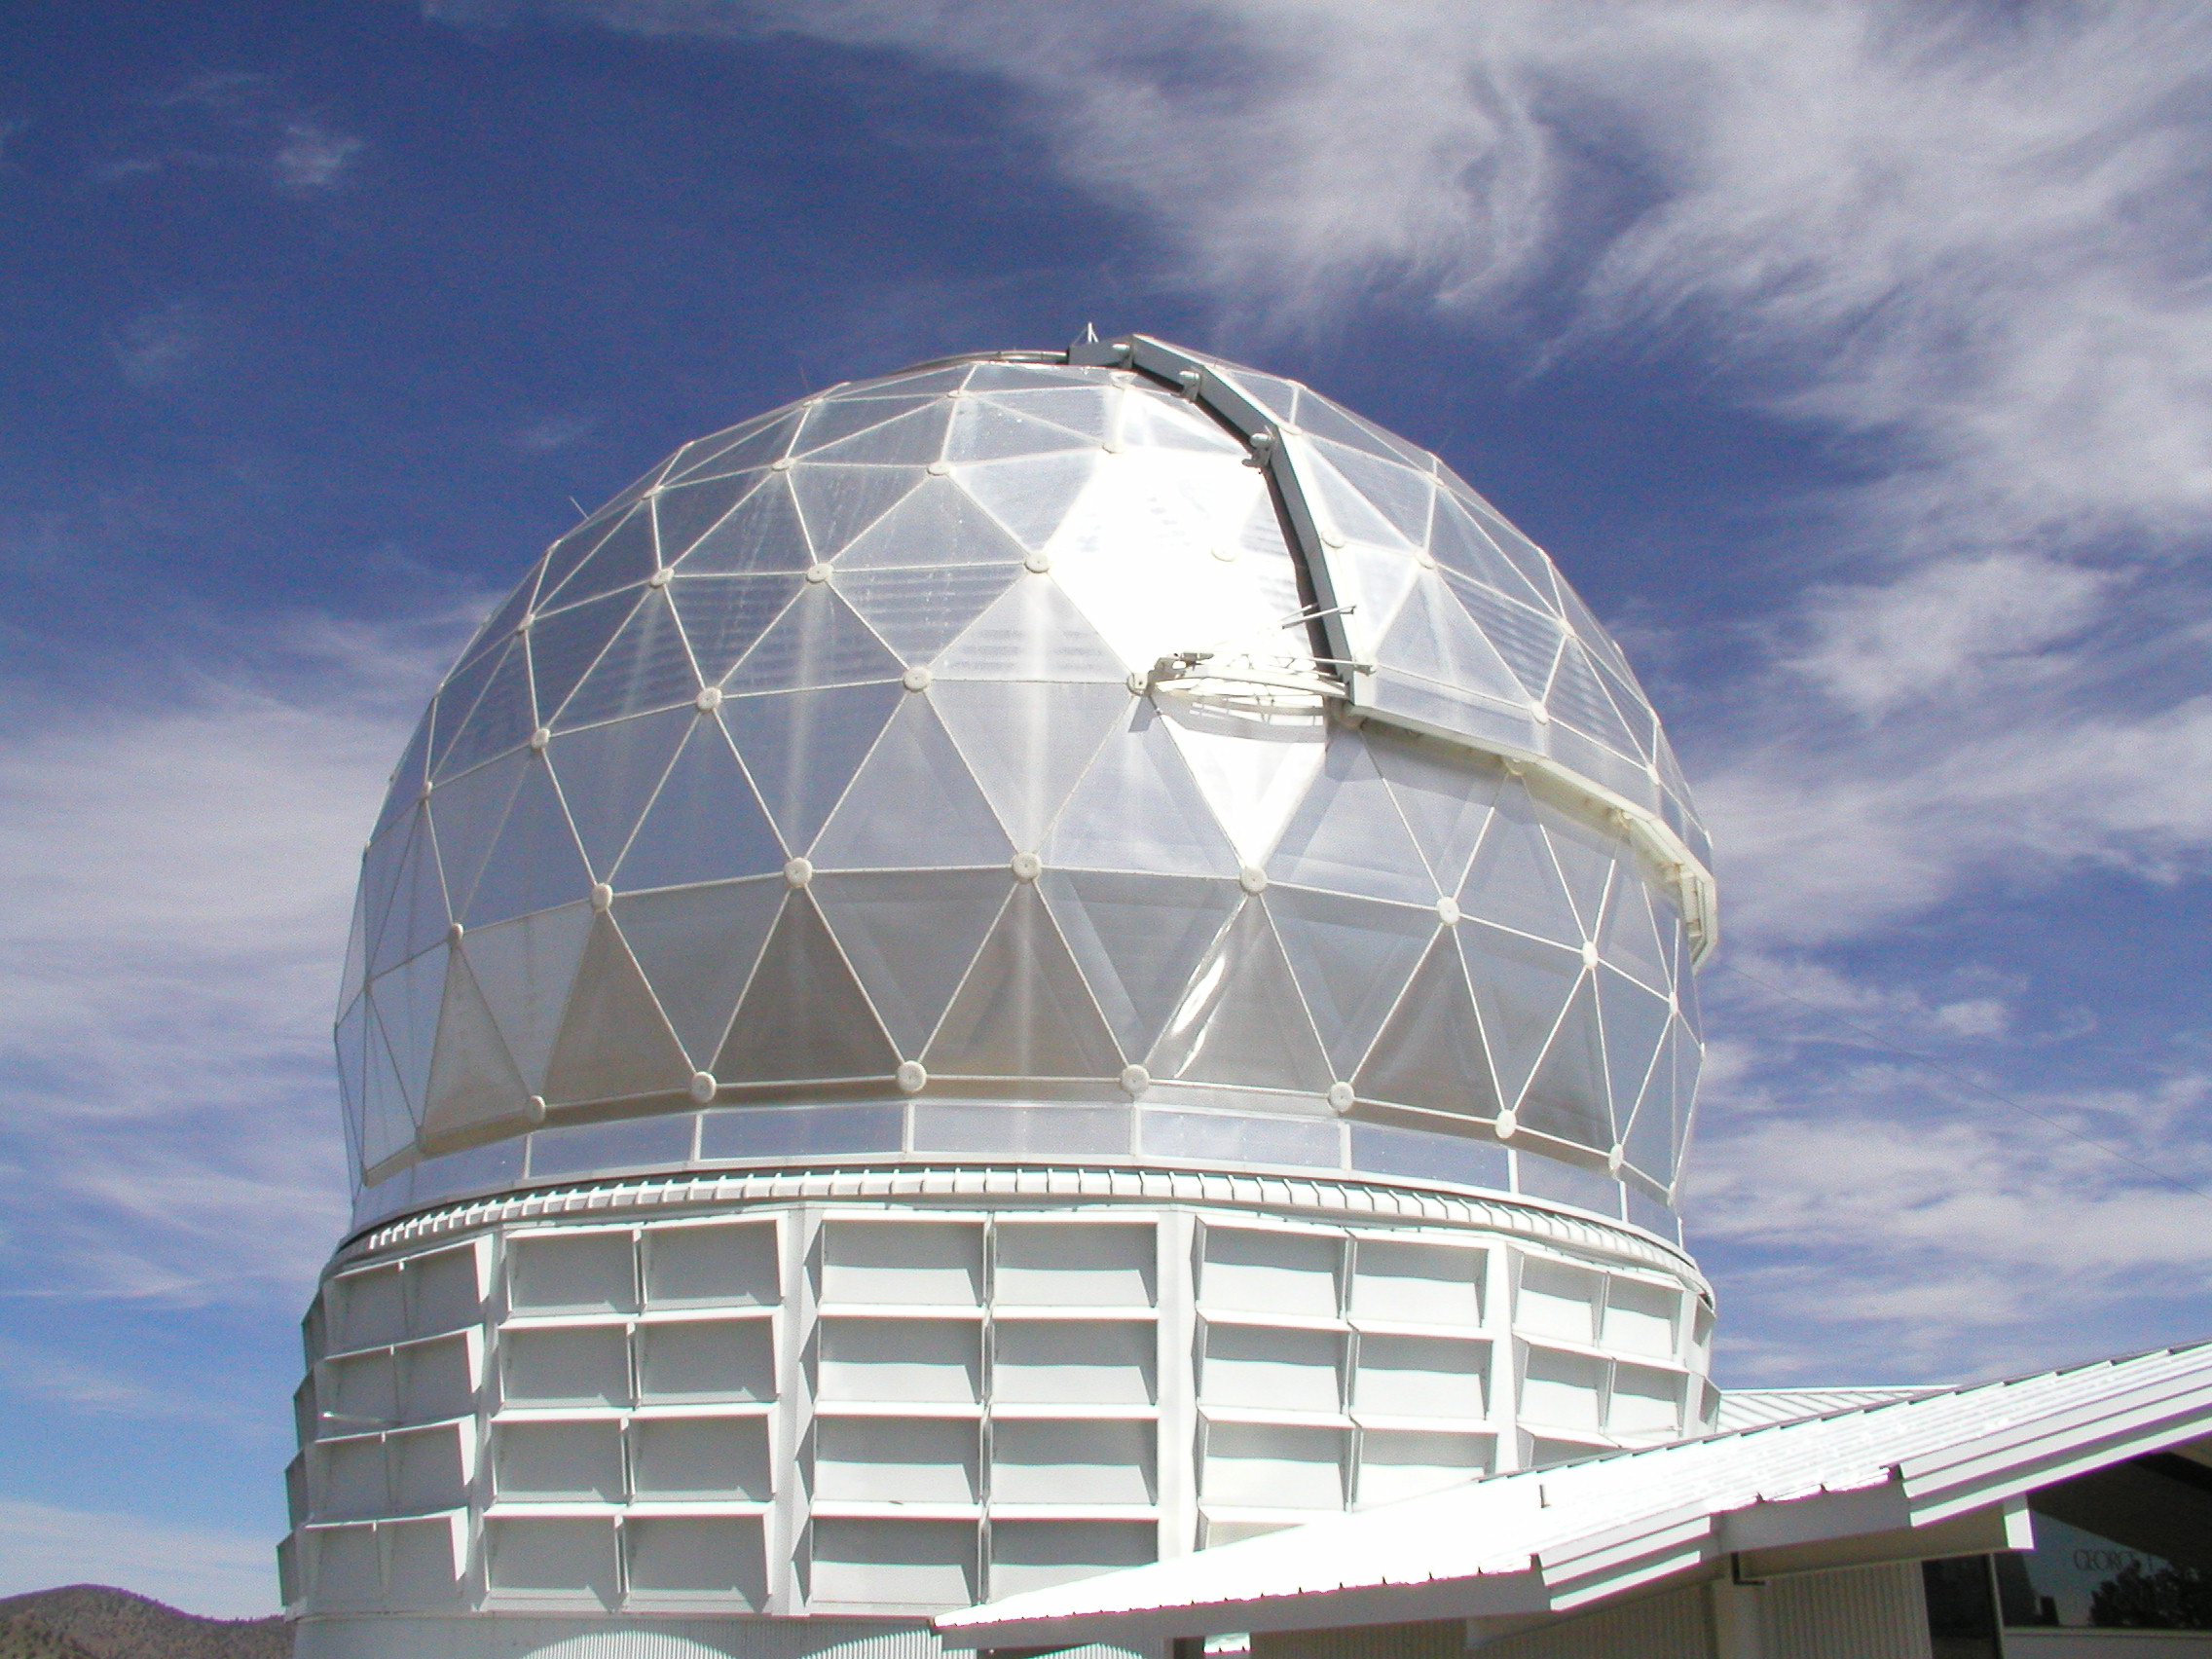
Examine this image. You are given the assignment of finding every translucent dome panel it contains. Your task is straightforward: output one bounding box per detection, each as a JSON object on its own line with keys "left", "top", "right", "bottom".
{"left": 341, "top": 351, "right": 1707, "bottom": 1213}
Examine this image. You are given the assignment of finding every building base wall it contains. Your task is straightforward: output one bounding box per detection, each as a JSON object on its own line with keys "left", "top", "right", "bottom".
{"left": 285, "top": 1166, "right": 1713, "bottom": 1625}
{"left": 295, "top": 1614, "right": 1149, "bottom": 1659}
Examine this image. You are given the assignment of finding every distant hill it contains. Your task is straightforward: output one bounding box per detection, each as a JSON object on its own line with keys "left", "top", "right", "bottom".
{"left": 0, "top": 1589, "right": 287, "bottom": 1659}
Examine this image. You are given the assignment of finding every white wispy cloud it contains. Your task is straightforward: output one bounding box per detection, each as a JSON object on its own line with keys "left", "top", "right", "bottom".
{"left": 1688, "top": 1046, "right": 2212, "bottom": 1382}
{"left": 272, "top": 122, "right": 363, "bottom": 193}
{"left": 95, "top": 72, "right": 365, "bottom": 199}
{"left": 0, "top": 612, "right": 463, "bottom": 1311}
{"left": 0, "top": 1497, "right": 276, "bottom": 1617}
{"left": 469, "top": 0, "right": 2212, "bottom": 1377}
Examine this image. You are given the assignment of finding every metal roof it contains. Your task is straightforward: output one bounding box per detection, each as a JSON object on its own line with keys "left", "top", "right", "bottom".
{"left": 938, "top": 1340, "right": 2212, "bottom": 1649}
{"left": 1714, "top": 1385, "right": 1944, "bottom": 1430}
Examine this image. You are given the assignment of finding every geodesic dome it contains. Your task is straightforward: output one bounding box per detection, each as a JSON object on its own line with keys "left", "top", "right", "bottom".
{"left": 338, "top": 338, "right": 1714, "bottom": 1231}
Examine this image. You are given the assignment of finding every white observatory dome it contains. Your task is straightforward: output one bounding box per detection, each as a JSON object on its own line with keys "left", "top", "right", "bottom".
{"left": 289, "top": 337, "right": 1722, "bottom": 1644}
{"left": 339, "top": 337, "right": 1714, "bottom": 1232}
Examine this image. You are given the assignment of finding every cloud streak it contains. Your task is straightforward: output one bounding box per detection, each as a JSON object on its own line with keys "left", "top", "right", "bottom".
{"left": 472, "top": 0, "right": 2212, "bottom": 1376}
{"left": 0, "top": 612, "right": 463, "bottom": 1311}
{"left": 0, "top": 1498, "right": 276, "bottom": 1617}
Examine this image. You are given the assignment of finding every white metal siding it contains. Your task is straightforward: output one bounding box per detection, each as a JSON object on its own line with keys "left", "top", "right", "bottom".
{"left": 1761, "top": 1563, "right": 1931, "bottom": 1659}
{"left": 1474, "top": 1582, "right": 1710, "bottom": 1659}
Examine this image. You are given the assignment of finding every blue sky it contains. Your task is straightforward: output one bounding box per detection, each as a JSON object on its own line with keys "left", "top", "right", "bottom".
{"left": 5, "top": 0, "right": 2211, "bottom": 1617}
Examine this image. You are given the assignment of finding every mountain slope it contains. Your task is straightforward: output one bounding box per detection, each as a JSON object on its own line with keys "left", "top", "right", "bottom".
{"left": 0, "top": 1589, "right": 287, "bottom": 1659}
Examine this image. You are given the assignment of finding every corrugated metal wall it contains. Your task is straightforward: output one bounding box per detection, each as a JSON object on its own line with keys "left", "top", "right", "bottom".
{"left": 295, "top": 1617, "right": 1141, "bottom": 1659}
{"left": 1470, "top": 1583, "right": 1710, "bottom": 1659}
{"left": 1255, "top": 1619, "right": 1466, "bottom": 1659}
{"left": 1761, "top": 1564, "right": 1932, "bottom": 1659}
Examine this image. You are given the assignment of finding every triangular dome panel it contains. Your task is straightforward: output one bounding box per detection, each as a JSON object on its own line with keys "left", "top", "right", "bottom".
{"left": 1310, "top": 438, "right": 1434, "bottom": 548}
{"left": 433, "top": 638, "right": 536, "bottom": 782}
{"left": 715, "top": 892, "right": 900, "bottom": 1083}
{"left": 834, "top": 563, "right": 1025, "bottom": 662}
{"left": 1368, "top": 732, "right": 1501, "bottom": 897}
{"left": 720, "top": 681, "right": 903, "bottom": 854}
{"left": 425, "top": 750, "right": 529, "bottom": 926}
{"left": 809, "top": 695, "right": 1014, "bottom": 868}
{"left": 460, "top": 902, "right": 594, "bottom": 1095}
{"left": 1268, "top": 733, "right": 1436, "bottom": 904}
{"left": 359, "top": 1001, "right": 423, "bottom": 1172}
{"left": 527, "top": 587, "right": 642, "bottom": 725}
{"left": 835, "top": 475, "right": 1027, "bottom": 571}
{"left": 1596, "top": 878, "right": 1670, "bottom": 995}
{"left": 614, "top": 714, "right": 786, "bottom": 890}
{"left": 789, "top": 463, "right": 923, "bottom": 561}
{"left": 1352, "top": 932, "right": 1499, "bottom": 1123}
{"left": 1458, "top": 922, "right": 1580, "bottom": 1112}
{"left": 1457, "top": 781, "right": 1584, "bottom": 948}
{"left": 671, "top": 573, "right": 806, "bottom": 684}
{"left": 814, "top": 868, "right": 1011, "bottom": 1056}
{"left": 1444, "top": 576, "right": 1563, "bottom": 703}
{"left": 543, "top": 505, "right": 659, "bottom": 611}
{"left": 370, "top": 940, "right": 448, "bottom": 1121}
{"left": 1158, "top": 709, "right": 1329, "bottom": 870}
{"left": 931, "top": 680, "right": 1129, "bottom": 850}
{"left": 554, "top": 587, "right": 701, "bottom": 730}
{"left": 367, "top": 807, "right": 449, "bottom": 980}
{"left": 1040, "top": 869, "right": 1240, "bottom": 1062}
{"left": 801, "top": 402, "right": 951, "bottom": 466}
{"left": 1146, "top": 900, "right": 1333, "bottom": 1094}
{"left": 613, "top": 876, "right": 784, "bottom": 1068}
{"left": 1270, "top": 885, "right": 1438, "bottom": 1079}
{"left": 540, "top": 912, "right": 692, "bottom": 1106}
{"left": 931, "top": 574, "right": 1127, "bottom": 682}
{"left": 946, "top": 398, "right": 1094, "bottom": 463}
{"left": 1537, "top": 804, "right": 1622, "bottom": 939}
{"left": 669, "top": 409, "right": 801, "bottom": 482}
{"left": 536, "top": 503, "right": 637, "bottom": 608}
{"left": 545, "top": 708, "right": 692, "bottom": 878}
{"left": 1596, "top": 967, "right": 1672, "bottom": 1144}
{"left": 721, "top": 583, "right": 902, "bottom": 692}
{"left": 461, "top": 756, "right": 592, "bottom": 929}
{"left": 1382, "top": 576, "right": 1528, "bottom": 707}
{"left": 925, "top": 883, "right": 1124, "bottom": 1078}
{"left": 421, "top": 946, "right": 530, "bottom": 1147}
{"left": 955, "top": 451, "right": 1098, "bottom": 551}
{"left": 653, "top": 473, "right": 760, "bottom": 564}
{"left": 678, "top": 473, "right": 813, "bottom": 574}
{"left": 793, "top": 395, "right": 939, "bottom": 456}
{"left": 1545, "top": 639, "right": 1642, "bottom": 758}
{"left": 1517, "top": 973, "right": 1611, "bottom": 1152}
{"left": 1046, "top": 711, "right": 1238, "bottom": 877}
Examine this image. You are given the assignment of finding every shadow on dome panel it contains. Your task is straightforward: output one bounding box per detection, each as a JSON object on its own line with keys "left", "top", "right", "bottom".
{"left": 613, "top": 877, "right": 783, "bottom": 1068}
{"left": 714, "top": 893, "right": 900, "bottom": 1083}
{"left": 813, "top": 868, "right": 1010, "bottom": 1056}
{"left": 1040, "top": 869, "right": 1239, "bottom": 1062}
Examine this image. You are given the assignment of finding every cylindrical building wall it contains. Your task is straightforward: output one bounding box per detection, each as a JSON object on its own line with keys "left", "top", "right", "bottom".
{"left": 286, "top": 1168, "right": 1714, "bottom": 1655}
